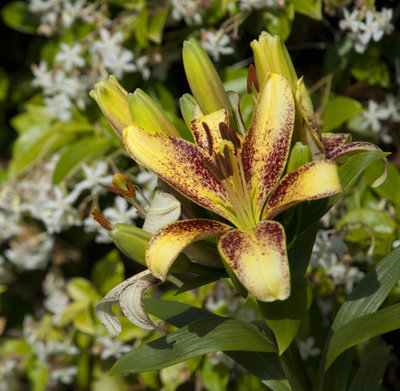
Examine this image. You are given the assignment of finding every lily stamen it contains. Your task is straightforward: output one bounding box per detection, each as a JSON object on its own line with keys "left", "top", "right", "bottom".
{"left": 92, "top": 209, "right": 113, "bottom": 231}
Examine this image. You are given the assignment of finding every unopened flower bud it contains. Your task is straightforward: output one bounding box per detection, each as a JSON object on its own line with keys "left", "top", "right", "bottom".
{"left": 90, "top": 75, "right": 132, "bottom": 141}
{"left": 251, "top": 32, "right": 298, "bottom": 90}
{"left": 286, "top": 142, "right": 312, "bottom": 173}
{"left": 128, "top": 89, "right": 180, "bottom": 137}
{"left": 183, "top": 39, "right": 236, "bottom": 128}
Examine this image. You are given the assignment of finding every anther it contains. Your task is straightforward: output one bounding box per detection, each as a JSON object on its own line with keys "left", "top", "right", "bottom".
{"left": 92, "top": 209, "right": 113, "bottom": 231}
{"left": 202, "top": 122, "right": 214, "bottom": 156}
{"left": 102, "top": 173, "right": 136, "bottom": 197}
{"left": 219, "top": 122, "right": 241, "bottom": 149}
{"left": 247, "top": 64, "right": 260, "bottom": 94}
{"left": 202, "top": 157, "right": 226, "bottom": 181}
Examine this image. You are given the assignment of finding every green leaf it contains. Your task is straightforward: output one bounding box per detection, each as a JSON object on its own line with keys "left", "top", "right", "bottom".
{"left": 314, "top": 244, "right": 400, "bottom": 390}
{"left": 144, "top": 299, "right": 289, "bottom": 390}
{"left": 338, "top": 207, "right": 397, "bottom": 243}
{"left": 325, "top": 303, "right": 400, "bottom": 369}
{"left": 292, "top": 0, "right": 322, "bottom": 20}
{"left": 92, "top": 250, "right": 125, "bottom": 296}
{"left": 67, "top": 277, "right": 101, "bottom": 304}
{"left": 348, "top": 345, "right": 391, "bottom": 391}
{"left": 258, "top": 276, "right": 312, "bottom": 354}
{"left": 110, "top": 317, "right": 275, "bottom": 374}
{"left": 52, "top": 136, "right": 109, "bottom": 184}
{"left": 148, "top": 5, "right": 170, "bottom": 44}
{"left": 364, "top": 161, "right": 400, "bottom": 204}
{"left": 0, "top": 67, "right": 9, "bottom": 101}
{"left": 134, "top": 8, "right": 149, "bottom": 47}
{"left": 2, "top": 1, "right": 39, "bottom": 34}
{"left": 351, "top": 52, "right": 390, "bottom": 87}
{"left": 263, "top": 4, "right": 294, "bottom": 41}
{"left": 321, "top": 96, "right": 363, "bottom": 132}
{"left": 175, "top": 271, "right": 226, "bottom": 295}
{"left": 332, "top": 245, "right": 400, "bottom": 330}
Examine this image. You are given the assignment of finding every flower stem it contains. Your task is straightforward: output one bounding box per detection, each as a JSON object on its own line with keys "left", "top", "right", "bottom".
{"left": 278, "top": 341, "right": 311, "bottom": 391}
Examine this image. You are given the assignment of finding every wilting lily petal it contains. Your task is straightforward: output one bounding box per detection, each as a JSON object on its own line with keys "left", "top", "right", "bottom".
{"left": 218, "top": 220, "right": 290, "bottom": 302}
{"left": 95, "top": 270, "right": 160, "bottom": 336}
{"left": 242, "top": 73, "right": 295, "bottom": 218}
{"left": 142, "top": 191, "right": 181, "bottom": 234}
{"left": 323, "top": 137, "right": 387, "bottom": 188}
{"left": 321, "top": 133, "right": 351, "bottom": 152}
{"left": 123, "top": 124, "right": 235, "bottom": 223}
{"left": 146, "top": 219, "right": 231, "bottom": 281}
{"left": 263, "top": 160, "right": 342, "bottom": 220}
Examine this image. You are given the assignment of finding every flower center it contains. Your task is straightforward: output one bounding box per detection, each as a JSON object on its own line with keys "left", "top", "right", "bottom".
{"left": 202, "top": 122, "right": 257, "bottom": 229}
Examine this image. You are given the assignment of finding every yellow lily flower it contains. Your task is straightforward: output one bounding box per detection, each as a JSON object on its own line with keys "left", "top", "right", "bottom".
{"left": 123, "top": 73, "right": 342, "bottom": 302}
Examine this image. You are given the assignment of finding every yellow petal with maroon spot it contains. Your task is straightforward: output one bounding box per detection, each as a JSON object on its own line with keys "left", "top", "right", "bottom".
{"left": 262, "top": 160, "right": 342, "bottom": 220}
{"left": 146, "top": 219, "right": 231, "bottom": 281}
{"left": 123, "top": 124, "right": 235, "bottom": 223}
{"left": 218, "top": 220, "right": 290, "bottom": 302}
{"left": 241, "top": 73, "right": 295, "bottom": 220}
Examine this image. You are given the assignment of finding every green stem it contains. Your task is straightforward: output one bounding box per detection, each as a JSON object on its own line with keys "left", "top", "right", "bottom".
{"left": 279, "top": 341, "right": 311, "bottom": 391}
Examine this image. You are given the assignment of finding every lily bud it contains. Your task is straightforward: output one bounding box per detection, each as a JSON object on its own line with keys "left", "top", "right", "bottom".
{"left": 180, "top": 93, "right": 203, "bottom": 130}
{"left": 286, "top": 142, "right": 312, "bottom": 173}
{"left": 128, "top": 89, "right": 180, "bottom": 137}
{"left": 251, "top": 32, "right": 298, "bottom": 90}
{"left": 90, "top": 75, "right": 132, "bottom": 141}
{"left": 182, "top": 39, "right": 235, "bottom": 128}
{"left": 111, "top": 223, "right": 191, "bottom": 273}
{"left": 110, "top": 223, "right": 151, "bottom": 266}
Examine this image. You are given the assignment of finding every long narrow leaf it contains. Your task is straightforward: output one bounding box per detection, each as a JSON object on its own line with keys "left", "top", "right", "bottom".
{"left": 326, "top": 303, "right": 400, "bottom": 369}
{"left": 332, "top": 245, "right": 400, "bottom": 331}
{"left": 144, "top": 299, "right": 290, "bottom": 391}
{"left": 110, "top": 317, "right": 275, "bottom": 374}
{"left": 348, "top": 345, "right": 391, "bottom": 391}
{"left": 314, "top": 246, "right": 400, "bottom": 390}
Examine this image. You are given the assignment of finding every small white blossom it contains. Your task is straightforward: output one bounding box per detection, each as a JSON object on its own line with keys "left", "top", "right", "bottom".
{"left": 358, "top": 11, "right": 384, "bottom": 45}
{"left": 339, "top": 8, "right": 361, "bottom": 33}
{"left": 49, "top": 366, "right": 78, "bottom": 385}
{"left": 360, "top": 100, "right": 390, "bottom": 133}
{"left": 385, "top": 94, "right": 400, "bottom": 122}
{"left": 310, "top": 231, "right": 348, "bottom": 270}
{"left": 171, "top": 0, "right": 203, "bottom": 25}
{"left": 298, "top": 337, "right": 321, "bottom": 360}
{"left": 377, "top": 8, "right": 394, "bottom": 34}
{"left": 44, "top": 93, "right": 73, "bottom": 121}
{"left": 92, "top": 28, "right": 124, "bottom": 54}
{"left": 31, "top": 61, "right": 53, "bottom": 90}
{"left": 103, "top": 49, "right": 136, "bottom": 79}
{"left": 97, "top": 337, "right": 131, "bottom": 360}
{"left": 73, "top": 161, "right": 113, "bottom": 197}
{"left": 5, "top": 233, "right": 54, "bottom": 270}
{"left": 201, "top": 30, "right": 234, "bottom": 62}
{"left": 239, "top": 0, "right": 280, "bottom": 11}
{"left": 55, "top": 43, "right": 86, "bottom": 72}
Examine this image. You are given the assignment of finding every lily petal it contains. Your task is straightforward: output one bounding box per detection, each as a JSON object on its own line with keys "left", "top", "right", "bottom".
{"left": 95, "top": 270, "right": 160, "bottom": 336}
{"left": 218, "top": 221, "right": 290, "bottom": 302}
{"left": 146, "top": 219, "right": 231, "bottom": 281}
{"left": 263, "top": 160, "right": 342, "bottom": 220}
{"left": 325, "top": 141, "right": 382, "bottom": 160}
{"left": 123, "top": 124, "right": 235, "bottom": 222}
{"left": 242, "top": 73, "right": 295, "bottom": 218}
{"left": 322, "top": 133, "right": 351, "bottom": 153}
{"left": 295, "top": 77, "right": 325, "bottom": 159}
{"left": 142, "top": 191, "right": 181, "bottom": 234}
